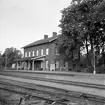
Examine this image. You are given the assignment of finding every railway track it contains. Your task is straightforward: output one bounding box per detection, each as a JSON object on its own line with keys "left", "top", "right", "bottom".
{"left": 0, "top": 70, "right": 105, "bottom": 104}
{"left": 0, "top": 84, "right": 66, "bottom": 105}
{"left": 0, "top": 80, "right": 105, "bottom": 105}
{"left": 0, "top": 71, "right": 105, "bottom": 90}
{"left": 0, "top": 81, "right": 87, "bottom": 105}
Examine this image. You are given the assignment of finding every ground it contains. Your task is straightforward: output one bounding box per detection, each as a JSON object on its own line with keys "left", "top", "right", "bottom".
{"left": 0, "top": 89, "right": 104, "bottom": 105}
{"left": 0, "top": 89, "right": 44, "bottom": 105}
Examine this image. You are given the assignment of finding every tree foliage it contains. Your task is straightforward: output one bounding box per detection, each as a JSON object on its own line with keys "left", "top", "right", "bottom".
{"left": 57, "top": 0, "right": 105, "bottom": 69}
{"left": 0, "top": 47, "right": 22, "bottom": 68}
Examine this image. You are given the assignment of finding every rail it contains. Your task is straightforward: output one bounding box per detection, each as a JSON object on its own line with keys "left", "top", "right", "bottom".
{"left": 0, "top": 80, "right": 105, "bottom": 104}
{"left": 0, "top": 70, "right": 105, "bottom": 99}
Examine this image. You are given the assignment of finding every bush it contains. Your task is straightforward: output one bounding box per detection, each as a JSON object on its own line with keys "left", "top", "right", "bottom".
{"left": 68, "top": 68, "right": 73, "bottom": 71}
{"left": 82, "top": 66, "right": 93, "bottom": 73}
{"left": 96, "top": 66, "right": 105, "bottom": 73}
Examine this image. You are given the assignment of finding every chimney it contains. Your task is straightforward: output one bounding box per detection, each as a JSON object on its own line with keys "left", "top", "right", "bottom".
{"left": 44, "top": 35, "right": 48, "bottom": 39}
{"left": 53, "top": 32, "right": 57, "bottom": 37}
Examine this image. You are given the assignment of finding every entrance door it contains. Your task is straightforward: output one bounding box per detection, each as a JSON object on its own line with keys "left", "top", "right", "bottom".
{"left": 34, "top": 61, "right": 41, "bottom": 70}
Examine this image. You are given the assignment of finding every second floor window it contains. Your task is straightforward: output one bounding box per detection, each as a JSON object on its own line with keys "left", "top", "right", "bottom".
{"left": 25, "top": 52, "right": 27, "bottom": 57}
{"left": 55, "top": 48, "right": 59, "bottom": 55}
{"left": 41, "top": 49, "right": 43, "bottom": 56}
{"left": 32, "top": 51, "right": 34, "bottom": 57}
{"left": 36, "top": 50, "right": 39, "bottom": 56}
{"left": 29, "top": 51, "right": 31, "bottom": 57}
{"left": 46, "top": 48, "right": 49, "bottom": 55}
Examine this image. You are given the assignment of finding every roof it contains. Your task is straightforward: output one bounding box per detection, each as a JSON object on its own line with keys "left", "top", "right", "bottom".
{"left": 31, "top": 55, "right": 46, "bottom": 60}
{"left": 15, "top": 57, "right": 32, "bottom": 61}
{"left": 23, "top": 35, "right": 59, "bottom": 48}
{"left": 15, "top": 55, "right": 46, "bottom": 61}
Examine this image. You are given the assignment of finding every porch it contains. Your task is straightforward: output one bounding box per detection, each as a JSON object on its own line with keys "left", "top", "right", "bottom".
{"left": 16, "top": 56, "right": 46, "bottom": 71}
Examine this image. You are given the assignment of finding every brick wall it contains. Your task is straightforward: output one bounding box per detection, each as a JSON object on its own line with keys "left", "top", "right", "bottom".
{"left": 23, "top": 41, "right": 69, "bottom": 71}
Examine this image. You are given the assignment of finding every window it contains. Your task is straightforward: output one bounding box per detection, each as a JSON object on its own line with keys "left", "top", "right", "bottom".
{"left": 64, "top": 61, "right": 68, "bottom": 67}
{"left": 55, "top": 48, "right": 59, "bottom": 55}
{"left": 46, "top": 61, "right": 48, "bottom": 69}
{"left": 25, "top": 52, "right": 27, "bottom": 57}
{"left": 46, "top": 48, "right": 49, "bottom": 55}
{"left": 32, "top": 51, "right": 34, "bottom": 56}
{"left": 29, "top": 51, "right": 31, "bottom": 57}
{"left": 41, "top": 49, "right": 43, "bottom": 56}
{"left": 36, "top": 50, "right": 39, "bottom": 56}
{"left": 55, "top": 61, "right": 59, "bottom": 69}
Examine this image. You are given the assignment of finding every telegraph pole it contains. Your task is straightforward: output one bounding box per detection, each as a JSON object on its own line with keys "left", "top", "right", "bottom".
{"left": 93, "top": 47, "right": 96, "bottom": 74}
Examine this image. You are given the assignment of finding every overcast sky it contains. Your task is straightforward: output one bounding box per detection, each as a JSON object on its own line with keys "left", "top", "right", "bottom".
{"left": 0, "top": 0, "right": 71, "bottom": 53}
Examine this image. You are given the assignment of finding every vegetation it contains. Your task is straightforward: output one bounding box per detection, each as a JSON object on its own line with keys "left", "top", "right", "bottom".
{"left": 0, "top": 47, "right": 22, "bottom": 69}
{"left": 57, "top": 0, "right": 105, "bottom": 73}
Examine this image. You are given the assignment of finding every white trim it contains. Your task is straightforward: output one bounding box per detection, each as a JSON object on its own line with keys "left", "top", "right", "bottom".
{"left": 31, "top": 55, "right": 46, "bottom": 60}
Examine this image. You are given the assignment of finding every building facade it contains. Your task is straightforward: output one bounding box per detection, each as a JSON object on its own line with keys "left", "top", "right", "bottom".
{"left": 16, "top": 32, "right": 69, "bottom": 71}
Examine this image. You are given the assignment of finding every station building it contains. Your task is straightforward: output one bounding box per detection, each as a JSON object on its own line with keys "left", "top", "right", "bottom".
{"left": 16, "top": 32, "right": 70, "bottom": 71}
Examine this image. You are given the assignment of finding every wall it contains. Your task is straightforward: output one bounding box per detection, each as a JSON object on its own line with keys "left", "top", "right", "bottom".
{"left": 23, "top": 41, "right": 70, "bottom": 71}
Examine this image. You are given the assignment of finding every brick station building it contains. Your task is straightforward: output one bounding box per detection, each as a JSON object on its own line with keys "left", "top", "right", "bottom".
{"left": 16, "top": 32, "right": 70, "bottom": 71}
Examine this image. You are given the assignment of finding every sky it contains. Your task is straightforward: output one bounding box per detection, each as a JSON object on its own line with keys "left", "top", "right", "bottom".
{"left": 0, "top": 0, "right": 71, "bottom": 53}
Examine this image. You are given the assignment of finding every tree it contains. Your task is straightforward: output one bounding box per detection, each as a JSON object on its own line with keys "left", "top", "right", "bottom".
{"left": 0, "top": 47, "right": 22, "bottom": 68}
{"left": 57, "top": 0, "right": 105, "bottom": 72}
{"left": 76, "top": 0, "right": 105, "bottom": 68}
{"left": 0, "top": 54, "right": 4, "bottom": 68}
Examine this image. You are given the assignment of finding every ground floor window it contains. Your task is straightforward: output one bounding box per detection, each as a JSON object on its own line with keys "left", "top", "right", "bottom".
{"left": 55, "top": 60, "right": 59, "bottom": 69}
{"left": 45, "top": 60, "right": 49, "bottom": 69}
{"left": 64, "top": 61, "right": 68, "bottom": 67}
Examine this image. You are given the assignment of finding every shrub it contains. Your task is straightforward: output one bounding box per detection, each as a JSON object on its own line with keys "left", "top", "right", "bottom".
{"left": 82, "top": 66, "right": 93, "bottom": 73}
{"left": 96, "top": 66, "right": 105, "bottom": 73}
